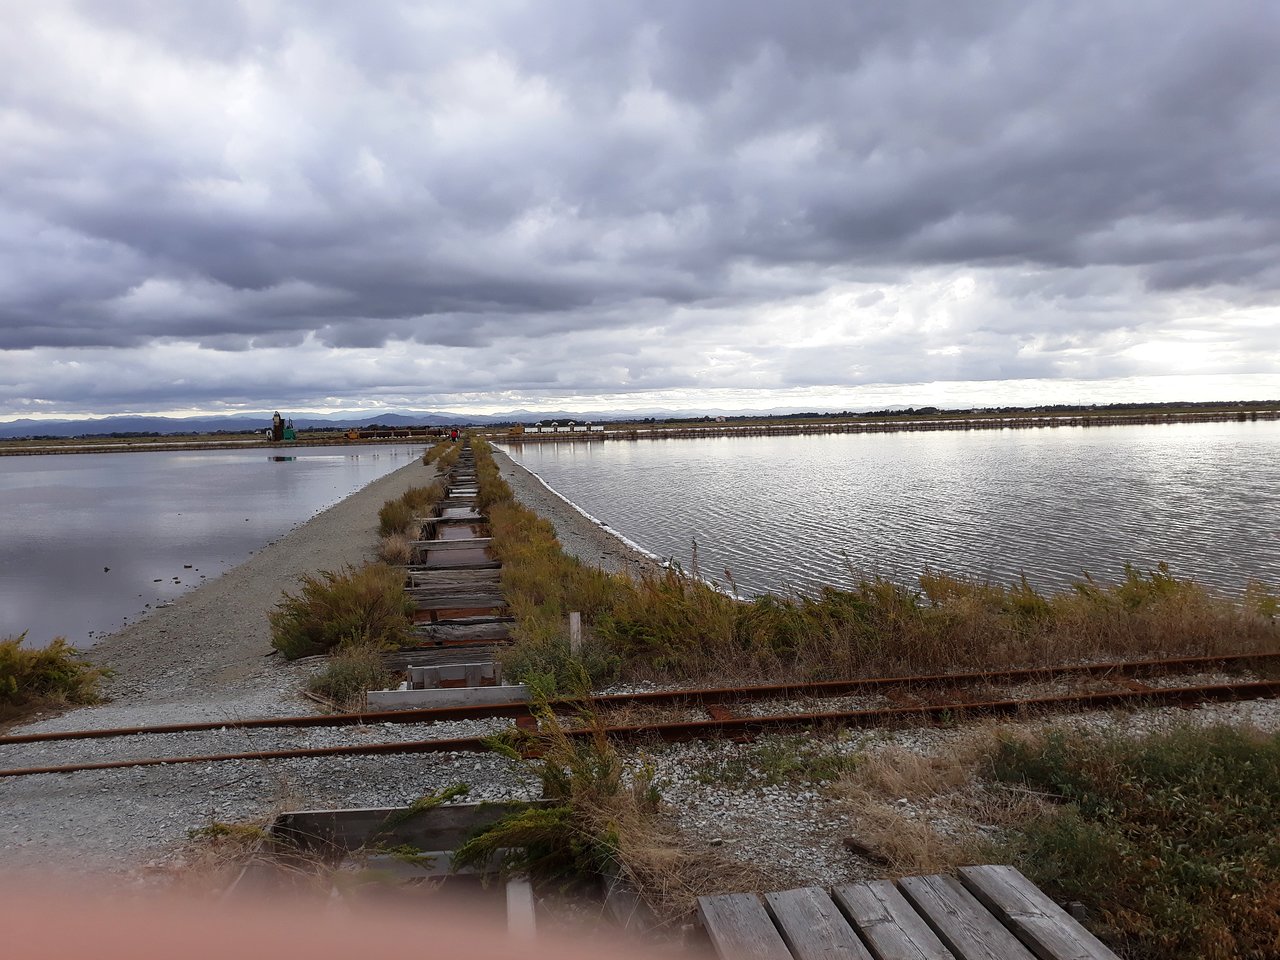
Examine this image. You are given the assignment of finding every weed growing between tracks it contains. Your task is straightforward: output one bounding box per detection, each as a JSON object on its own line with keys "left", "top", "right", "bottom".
{"left": 456, "top": 684, "right": 762, "bottom": 925}
{"left": 691, "top": 733, "right": 860, "bottom": 788}
{"left": 0, "top": 634, "right": 107, "bottom": 725}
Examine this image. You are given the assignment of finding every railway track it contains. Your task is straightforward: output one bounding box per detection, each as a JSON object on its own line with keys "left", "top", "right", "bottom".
{"left": 2, "top": 652, "right": 1276, "bottom": 778}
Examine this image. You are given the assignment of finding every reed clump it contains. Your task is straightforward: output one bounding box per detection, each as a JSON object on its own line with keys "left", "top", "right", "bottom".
{"left": 0, "top": 634, "right": 107, "bottom": 722}
{"left": 269, "top": 564, "right": 414, "bottom": 659}
{"left": 376, "top": 532, "right": 413, "bottom": 565}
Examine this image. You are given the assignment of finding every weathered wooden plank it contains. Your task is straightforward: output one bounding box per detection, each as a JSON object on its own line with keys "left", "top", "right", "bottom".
{"left": 764, "top": 887, "right": 873, "bottom": 960}
{"left": 406, "top": 568, "right": 500, "bottom": 585}
{"left": 412, "top": 621, "right": 513, "bottom": 643}
{"left": 505, "top": 878, "right": 537, "bottom": 941}
{"left": 898, "top": 875, "right": 1035, "bottom": 960}
{"left": 833, "top": 881, "right": 955, "bottom": 960}
{"left": 698, "top": 893, "right": 794, "bottom": 960}
{"left": 418, "top": 556, "right": 500, "bottom": 570}
{"left": 407, "top": 581, "right": 502, "bottom": 593}
{"left": 410, "top": 594, "right": 505, "bottom": 608}
{"left": 409, "top": 537, "right": 493, "bottom": 551}
{"left": 958, "top": 866, "right": 1118, "bottom": 960}
{"left": 381, "top": 646, "right": 501, "bottom": 670}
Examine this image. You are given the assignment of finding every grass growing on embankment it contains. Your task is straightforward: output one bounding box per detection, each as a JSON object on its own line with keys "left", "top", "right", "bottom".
{"left": 990, "top": 724, "right": 1280, "bottom": 960}
{"left": 1, "top": 634, "right": 106, "bottom": 723}
{"left": 269, "top": 564, "right": 413, "bottom": 659}
{"left": 469, "top": 438, "right": 622, "bottom": 686}
{"left": 473, "top": 439, "right": 1279, "bottom": 686}
{"left": 830, "top": 722, "right": 1280, "bottom": 960}
{"left": 423, "top": 439, "right": 461, "bottom": 467}
{"left": 597, "top": 564, "right": 1278, "bottom": 682}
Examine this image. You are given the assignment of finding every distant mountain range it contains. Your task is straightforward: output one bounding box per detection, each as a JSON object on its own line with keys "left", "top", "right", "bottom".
{"left": 0, "top": 405, "right": 869, "bottom": 438}
{"left": 3, "top": 399, "right": 1267, "bottom": 439}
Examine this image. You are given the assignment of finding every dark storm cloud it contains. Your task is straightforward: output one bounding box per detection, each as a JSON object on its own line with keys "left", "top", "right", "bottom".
{"left": 0, "top": 0, "right": 1277, "bottom": 413}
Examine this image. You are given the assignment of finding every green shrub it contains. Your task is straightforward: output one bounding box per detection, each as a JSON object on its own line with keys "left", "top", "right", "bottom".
{"left": 0, "top": 634, "right": 106, "bottom": 717}
{"left": 269, "top": 564, "right": 414, "bottom": 659}
{"left": 306, "top": 643, "right": 394, "bottom": 710}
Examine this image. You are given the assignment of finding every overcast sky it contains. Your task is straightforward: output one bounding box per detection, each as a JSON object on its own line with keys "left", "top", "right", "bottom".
{"left": 1, "top": 0, "right": 1277, "bottom": 419}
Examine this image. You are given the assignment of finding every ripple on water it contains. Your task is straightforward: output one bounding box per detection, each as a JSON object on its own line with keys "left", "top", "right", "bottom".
{"left": 502, "top": 422, "right": 1280, "bottom": 596}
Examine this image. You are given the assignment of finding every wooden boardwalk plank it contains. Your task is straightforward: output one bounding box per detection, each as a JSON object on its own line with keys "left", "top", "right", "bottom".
{"left": 698, "top": 893, "right": 794, "bottom": 960}
{"left": 958, "top": 866, "right": 1118, "bottom": 960}
{"left": 764, "top": 887, "right": 873, "bottom": 960}
{"left": 898, "top": 875, "right": 1035, "bottom": 960}
{"left": 832, "top": 881, "right": 955, "bottom": 960}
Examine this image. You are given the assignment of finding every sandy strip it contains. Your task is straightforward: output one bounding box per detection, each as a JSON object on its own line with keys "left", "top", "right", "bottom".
{"left": 493, "top": 445, "right": 665, "bottom": 580}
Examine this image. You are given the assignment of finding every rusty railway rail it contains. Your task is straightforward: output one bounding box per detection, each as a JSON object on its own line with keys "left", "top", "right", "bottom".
{"left": 2, "top": 650, "right": 1276, "bottom": 747}
{"left": 2, "top": 674, "right": 1279, "bottom": 779}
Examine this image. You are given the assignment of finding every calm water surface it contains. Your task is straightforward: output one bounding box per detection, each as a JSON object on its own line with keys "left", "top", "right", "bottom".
{"left": 1, "top": 444, "right": 423, "bottom": 646}
{"left": 502, "top": 422, "right": 1279, "bottom": 596}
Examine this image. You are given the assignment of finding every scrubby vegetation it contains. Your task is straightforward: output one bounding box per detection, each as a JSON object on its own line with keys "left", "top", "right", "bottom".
{"left": 824, "top": 721, "right": 1280, "bottom": 960}
{"left": 377, "top": 482, "right": 444, "bottom": 537}
{"left": 989, "top": 724, "right": 1280, "bottom": 960}
{"left": 594, "top": 563, "right": 1278, "bottom": 683}
{"left": 306, "top": 642, "right": 395, "bottom": 710}
{"left": 269, "top": 564, "right": 413, "bottom": 659}
{"left": 423, "top": 439, "right": 461, "bottom": 467}
{"left": 0, "top": 634, "right": 107, "bottom": 722}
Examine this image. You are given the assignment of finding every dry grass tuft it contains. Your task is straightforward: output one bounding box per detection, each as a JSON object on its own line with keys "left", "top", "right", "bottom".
{"left": 306, "top": 642, "right": 394, "bottom": 711}
{"left": 0, "top": 634, "right": 107, "bottom": 725}
{"left": 376, "top": 532, "right": 414, "bottom": 565}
